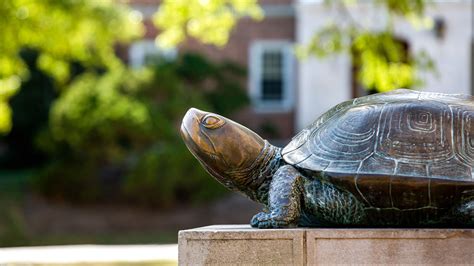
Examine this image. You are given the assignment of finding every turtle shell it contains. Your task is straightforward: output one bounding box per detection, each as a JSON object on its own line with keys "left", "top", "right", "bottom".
{"left": 283, "top": 89, "right": 474, "bottom": 181}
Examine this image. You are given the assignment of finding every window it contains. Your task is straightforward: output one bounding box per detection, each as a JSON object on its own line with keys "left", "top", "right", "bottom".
{"left": 250, "top": 41, "right": 294, "bottom": 112}
{"left": 129, "top": 40, "right": 177, "bottom": 68}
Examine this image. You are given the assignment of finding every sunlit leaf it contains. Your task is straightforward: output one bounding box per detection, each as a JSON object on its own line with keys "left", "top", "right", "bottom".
{"left": 0, "top": 101, "right": 13, "bottom": 133}
{"left": 153, "top": 0, "right": 263, "bottom": 48}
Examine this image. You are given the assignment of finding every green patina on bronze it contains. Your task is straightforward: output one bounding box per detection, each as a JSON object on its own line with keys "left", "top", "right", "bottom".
{"left": 181, "top": 89, "right": 474, "bottom": 228}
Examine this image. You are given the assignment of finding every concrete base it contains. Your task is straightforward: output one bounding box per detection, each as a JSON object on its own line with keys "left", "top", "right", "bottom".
{"left": 178, "top": 225, "right": 474, "bottom": 265}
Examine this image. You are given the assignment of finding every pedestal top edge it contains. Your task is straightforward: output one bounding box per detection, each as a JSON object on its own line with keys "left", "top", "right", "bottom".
{"left": 178, "top": 224, "right": 474, "bottom": 239}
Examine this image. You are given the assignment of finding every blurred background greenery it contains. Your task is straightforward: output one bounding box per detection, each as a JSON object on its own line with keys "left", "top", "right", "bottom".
{"left": 0, "top": 0, "right": 443, "bottom": 248}
{"left": 0, "top": 0, "right": 260, "bottom": 247}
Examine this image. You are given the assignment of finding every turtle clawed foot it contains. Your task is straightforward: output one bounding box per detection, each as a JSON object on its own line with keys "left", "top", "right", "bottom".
{"left": 250, "top": 212, "right": 268, "bottom": 228}
{"left": 250, "top": 212, "right": 296, "bottom": 229}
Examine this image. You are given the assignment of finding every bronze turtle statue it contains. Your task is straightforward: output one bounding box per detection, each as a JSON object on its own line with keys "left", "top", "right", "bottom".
{"left": 180, "top": 89, "right": 474, "bottom": 228}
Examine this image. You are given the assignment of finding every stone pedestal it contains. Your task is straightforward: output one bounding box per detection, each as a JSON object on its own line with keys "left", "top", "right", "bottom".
{"left": 178, "top": 225, "right": 474, "bottom": 265}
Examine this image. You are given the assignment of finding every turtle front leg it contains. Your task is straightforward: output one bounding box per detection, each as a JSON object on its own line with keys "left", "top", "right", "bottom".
{"left": 250, "top": 165, "right": 303, "bottom": 229}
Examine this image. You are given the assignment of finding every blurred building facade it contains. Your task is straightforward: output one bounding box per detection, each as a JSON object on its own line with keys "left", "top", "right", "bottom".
{"left": 128, "top": 0, "right": 474, "bottom": 139}
{"left": 297, "top": 0, "right": 474, "bottom": 130}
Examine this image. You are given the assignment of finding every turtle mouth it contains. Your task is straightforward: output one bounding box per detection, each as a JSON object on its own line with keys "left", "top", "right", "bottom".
{"left": 180, "top": 122, "right": 202, "bottom": 158}
{"left": 180, "top": 108, "right": 203, "bottom": 151}
{"left": 180, "top": 122, "right": 193, "bottom": 145}
{"left": 180, "top": 120, "right": 228, "bottom": 183}
{"left": 181, "top": 124, "right": 219, "bottom": 163}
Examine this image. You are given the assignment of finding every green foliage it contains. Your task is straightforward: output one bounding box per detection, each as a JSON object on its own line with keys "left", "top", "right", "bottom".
{"left": 154, "top": 0, "right": 263, "bottom": 48}
{"left": 35, "top": 54, "right": 248, "bottom": 206}
{"left": 0, "top": 0, "right": 264, "bottom": 135}
{"left": 376, "top": 0, "right": 427, "bottom": 17}
{"left": 0, "top": 50, "right": 57, "bottom": 168}
{"left": 0, "top": 0, "right": 143, "bottom": 133}
{"left": 297, "top": 0, "right": 435, "bottom": 92}
{"left": 352, "top": 32, "right": 415, "bottom": 92}
{"left": 49, "top": 69, "right": 152, "bottom": 152}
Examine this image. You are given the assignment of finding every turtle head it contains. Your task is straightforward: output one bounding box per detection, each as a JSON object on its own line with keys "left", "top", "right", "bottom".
{"left": 180, "top": 108, "right": 266, "bottom": 190}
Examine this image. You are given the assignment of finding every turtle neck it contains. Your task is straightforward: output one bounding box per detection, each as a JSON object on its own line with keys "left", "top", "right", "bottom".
{"left": 225, "top": 140, "right": 283, "bottom": 205}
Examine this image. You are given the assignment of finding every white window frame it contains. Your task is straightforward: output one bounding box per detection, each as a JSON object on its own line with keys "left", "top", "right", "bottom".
{"left": 249, "top": 40, "right": 295, "bottom": 113}
{"left": 129, "top": 39, "right": 177, "bottom": 68}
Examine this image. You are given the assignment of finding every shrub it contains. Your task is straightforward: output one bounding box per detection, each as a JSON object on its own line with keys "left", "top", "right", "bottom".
{"left": 35, "top": 54, "right": 248, "bottom": 207}
{"left": 0, "top": 50, "right": 56, "bottom": 169}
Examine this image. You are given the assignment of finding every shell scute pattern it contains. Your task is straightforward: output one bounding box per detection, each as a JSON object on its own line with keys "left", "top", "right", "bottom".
{"left": 429, "top": 157, "right": 471, "bottom": 179}
{"left": 283, "top": 90, "right": 474, "bottom": 181}
{"left": 376, "top": 101, "right": 453, "bottom": 163}
{"left": 281, "top": 99, "right": 356, "bottom": 158}
{"left": 452, "top": 107, "right": 474, "bottom": 166}
{"left": 358, "top": 154, "right": 396, "bottom": 175}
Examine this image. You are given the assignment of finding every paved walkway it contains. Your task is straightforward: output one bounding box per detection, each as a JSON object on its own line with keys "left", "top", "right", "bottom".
{"left": 0, "top": 244, "right": 178, "bottom": 264}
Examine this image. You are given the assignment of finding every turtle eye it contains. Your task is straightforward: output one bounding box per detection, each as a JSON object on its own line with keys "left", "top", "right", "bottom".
{"left": 201, "top": 115, "right": 225, "bottom": 129}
